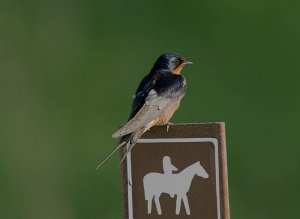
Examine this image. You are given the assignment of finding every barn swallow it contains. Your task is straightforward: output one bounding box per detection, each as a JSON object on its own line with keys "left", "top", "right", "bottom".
{"left": 96, "top": 53, "right": 192, "bottom": 169}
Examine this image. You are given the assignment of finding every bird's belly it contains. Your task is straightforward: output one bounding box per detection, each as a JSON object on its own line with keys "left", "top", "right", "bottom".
{"left": 155, "top": 99, "right": 181, "bottom": 125}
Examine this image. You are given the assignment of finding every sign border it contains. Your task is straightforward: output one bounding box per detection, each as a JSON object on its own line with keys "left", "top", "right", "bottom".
{"left": 126, "top": 137, "right": 221, "bottom": 219}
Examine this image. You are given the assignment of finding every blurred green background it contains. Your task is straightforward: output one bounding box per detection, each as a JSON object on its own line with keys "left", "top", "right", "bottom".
{"left": 0, "top": 0, "right": 299, "bottom": 218}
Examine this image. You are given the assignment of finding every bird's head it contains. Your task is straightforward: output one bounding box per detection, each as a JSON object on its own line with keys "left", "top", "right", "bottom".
{"left": 152, "top": 53, "right": 193, "bottom": 74}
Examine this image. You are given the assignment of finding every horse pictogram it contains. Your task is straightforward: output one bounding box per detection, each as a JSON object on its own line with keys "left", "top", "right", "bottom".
{"left": 143, "top": 156, "right": 209, "bottom": 215}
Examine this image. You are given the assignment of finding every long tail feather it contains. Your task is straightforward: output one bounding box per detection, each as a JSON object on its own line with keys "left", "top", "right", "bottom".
{"left": 119, "top": 128, "right": 146, "bottom": 164}
{"left": 96, "top": 141, "right": 126, "bottom": 170}
{"left": 119, "top": 142, "right": 138, "bottom": 164}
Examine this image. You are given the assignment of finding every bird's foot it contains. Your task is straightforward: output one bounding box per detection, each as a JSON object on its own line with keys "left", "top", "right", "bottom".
{"left": 166, "top": 122, "right": 174, "bottom": 132}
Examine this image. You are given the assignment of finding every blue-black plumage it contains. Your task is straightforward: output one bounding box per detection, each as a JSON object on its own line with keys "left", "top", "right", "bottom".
{"left": 97, "top": 53, "right": 192, "bottom": 169}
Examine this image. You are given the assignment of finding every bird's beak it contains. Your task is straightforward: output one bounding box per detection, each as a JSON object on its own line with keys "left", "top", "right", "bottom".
{"left": 185, "top": 61, "right": 193, "bottom": 65}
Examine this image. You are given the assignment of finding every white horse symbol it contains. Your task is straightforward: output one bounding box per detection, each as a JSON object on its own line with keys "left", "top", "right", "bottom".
{"left": 143, "top": 160, "right": 209, "bottom": 215}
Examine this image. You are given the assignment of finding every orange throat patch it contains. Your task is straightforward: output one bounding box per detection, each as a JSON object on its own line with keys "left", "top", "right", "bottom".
{"left": 172, "top": 63, "right": 185, "bottom": 75}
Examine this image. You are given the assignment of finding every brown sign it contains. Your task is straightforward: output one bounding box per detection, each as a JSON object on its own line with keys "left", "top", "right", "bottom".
{"left": 120, "top": 123, "right": 230, "bottom": 219}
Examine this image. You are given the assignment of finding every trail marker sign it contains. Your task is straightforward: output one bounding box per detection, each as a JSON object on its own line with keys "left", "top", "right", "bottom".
{"left": 120, "top": 123, "right": 230, "bottom": 219}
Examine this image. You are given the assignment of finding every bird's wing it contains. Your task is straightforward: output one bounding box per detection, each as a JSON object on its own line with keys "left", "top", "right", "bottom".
{"left": 112, "top": 89, "right": 174, "bottom": 138}
{"left": 128, "top": 72, "right": 158, "bottom": 120}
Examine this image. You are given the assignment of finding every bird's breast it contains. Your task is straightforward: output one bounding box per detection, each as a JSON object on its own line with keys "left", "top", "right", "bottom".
{"left": 155, "top": 99, "right": 181, "bottom": 125}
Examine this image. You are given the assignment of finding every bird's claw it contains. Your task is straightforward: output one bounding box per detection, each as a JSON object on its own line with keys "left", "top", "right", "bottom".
{"left": 166, "top": 122, "right": 174, "bottom": 132}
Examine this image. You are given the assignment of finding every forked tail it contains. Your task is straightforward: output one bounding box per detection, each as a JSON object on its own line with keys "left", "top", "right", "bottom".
{"left": 96, "top": 128, "right": 146, "bottom": 170}
{"left": 96, "top": 141, "right": 126, "bottom": 170}
{"left": 119, "top": 128, "right": 145, "bottom": 164}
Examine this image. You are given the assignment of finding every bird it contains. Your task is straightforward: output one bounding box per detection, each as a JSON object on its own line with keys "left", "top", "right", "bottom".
{"left": 96, "top": 53, "right": 192, "bottom": 169}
